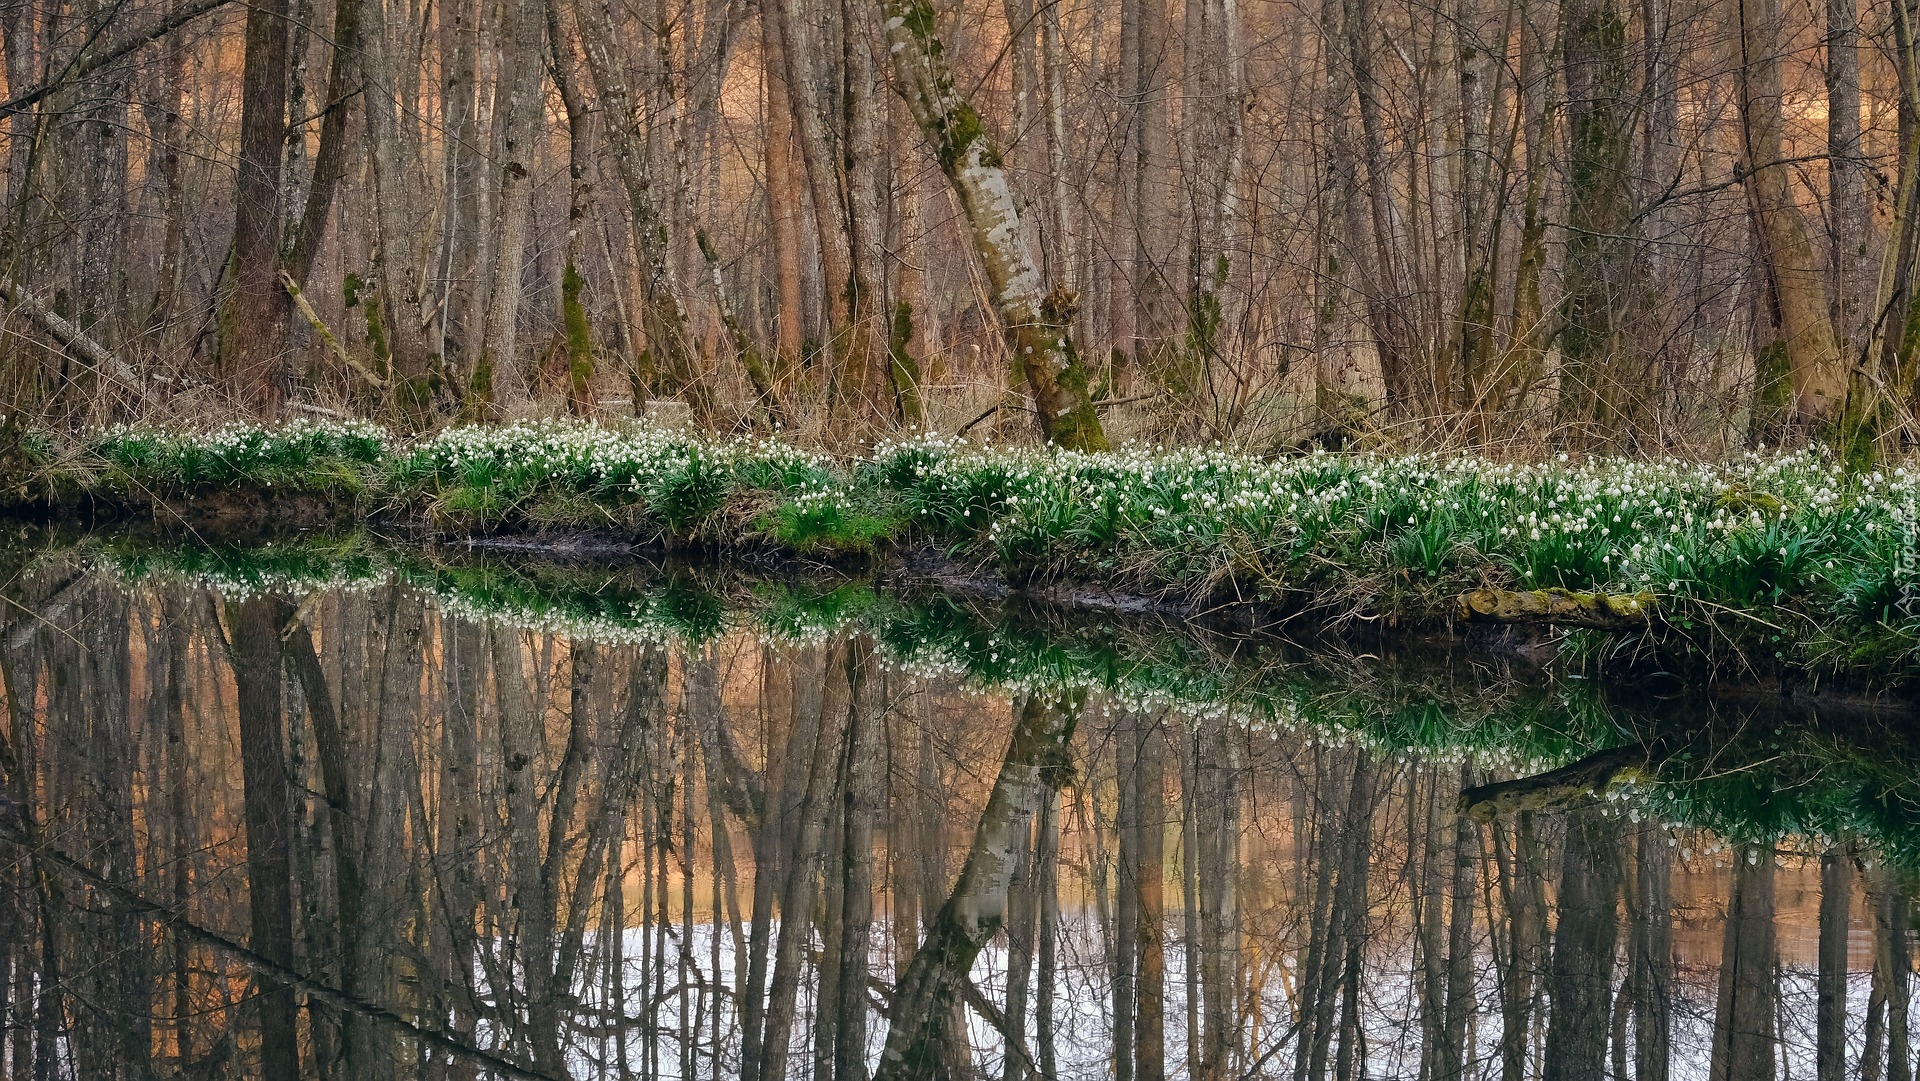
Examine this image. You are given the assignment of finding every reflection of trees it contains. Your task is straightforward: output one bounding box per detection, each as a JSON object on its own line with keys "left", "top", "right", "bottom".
{"left": 0, "top": 571, "right": 1916, "bottom": 1079}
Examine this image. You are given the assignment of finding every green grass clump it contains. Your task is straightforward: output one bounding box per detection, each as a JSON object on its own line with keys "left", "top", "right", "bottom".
{"left": 88, "top": 420, "right": 389, "bottom": 496}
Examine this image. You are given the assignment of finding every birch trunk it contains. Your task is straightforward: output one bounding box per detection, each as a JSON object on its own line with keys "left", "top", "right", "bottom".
{"left": 874, "top": 0, "right": 1108, "bottom": 450}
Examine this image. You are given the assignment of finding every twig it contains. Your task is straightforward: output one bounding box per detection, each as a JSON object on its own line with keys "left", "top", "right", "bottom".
{"left": 0, "top": 0, "right": 234, "bottom": 121}
{"left": 0, "top": 820, "right": 560, "bottom": 1081}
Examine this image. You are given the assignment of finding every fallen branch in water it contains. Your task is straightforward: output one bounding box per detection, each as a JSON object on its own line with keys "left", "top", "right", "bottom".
{"left": 1459, "top": 743, "right": 1657, "bottom": 821}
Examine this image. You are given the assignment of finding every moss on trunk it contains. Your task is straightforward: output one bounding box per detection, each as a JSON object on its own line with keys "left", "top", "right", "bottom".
{"left": 562, "top": 260, "right": 595, "bottom": 416}
{"left": 888, "top": 300, "right": 925, "bottom": 427}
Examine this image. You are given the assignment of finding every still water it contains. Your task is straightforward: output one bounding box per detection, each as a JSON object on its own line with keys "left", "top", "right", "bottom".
{"left": 0, "top": 536, "right": 1916, "bottom": 1080}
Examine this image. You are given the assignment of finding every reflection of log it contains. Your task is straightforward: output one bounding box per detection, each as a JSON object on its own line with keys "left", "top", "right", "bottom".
{"left": 1457, "top": 587, "right": 1655, "bottom": 630}
{"left": 1459, "top": 744, "right": 1652, "bottom": 821}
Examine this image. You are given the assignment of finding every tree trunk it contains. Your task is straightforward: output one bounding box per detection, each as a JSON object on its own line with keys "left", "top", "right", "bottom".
{"left": 1125, "top": 0, "right": 1182, "bottom": 396}
{"left": 1737, "top": 0, "right": 1846, "bottom": 430}
{"left": 358, "top": 0, "right": 435, "bottom": 413}
{"left": 548, "top": 0, "right": 599, "bottom": 415}
{"left": 221, "top": 0, "right": 291, "bottom": 410}
{"left": 1133, "top": 712, "right": 1166, "bottom": 1081}
{"left": 471, "top": 0, "right": 547, "bottom": 414}
{"left": 1827, "top": 0, "right": 1867, "bottom": 349}
{"left": 1543, "top": 806, "right": 1621, "bottom": 1081}
{"left": 874, "top": 692, "right": 1081, "bottom": 1081}
{"left": 763, "top": 10, "right": 809, "bottom": 372}
{"left": 1708, "top": 846, "right": 1777, "bottom": 1081}
{"left": 1342, "top": 0, "right": 1423, "bottom": 415}
{"left": 874, "top": 0, "right": 1108, "bottom": 450}
{"left": 1553, "top": 0, "right": 1641, "bottom": 445}
{"left": 565, "top": 0, "right": 715, "bottom": 419}
{"left": 285, "top": 0, "right": 361, "bottom": 288}
{"left": 1632, "top": 824, "right": 1673, "bottom": 1081}
{"left": 834, "top": 638, "right": 879, "bottom": 1081}
{"left": 1817, "top": 846, "right": 1852, "bottom": 1081}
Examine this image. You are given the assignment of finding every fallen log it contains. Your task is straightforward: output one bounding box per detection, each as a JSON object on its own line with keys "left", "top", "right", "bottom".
{"left": 1457, "top": 586, "right": 1656, "bottom": 630}
{"left": 0, "top": 278, "right": 143, "bottom": 391}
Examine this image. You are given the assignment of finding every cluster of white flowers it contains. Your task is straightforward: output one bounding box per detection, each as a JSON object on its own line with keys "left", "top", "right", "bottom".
{"left": 92, "top": 418, "right": 392, "bottom": 475}
{"left": 98, "top": 553, "right": 386, "bottom": 600}
{"left": 425, "top": 588, "right": 697, "bottom": 647}
{"left": 884, "top": 438, "right": 1920, "bottom": 597}
{"left": 79, "top": 418, "right": 1920, "bottom": 608}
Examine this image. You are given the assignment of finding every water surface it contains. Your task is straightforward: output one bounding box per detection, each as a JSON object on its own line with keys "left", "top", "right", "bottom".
{"left": 0, "top": 537, "right": 1915, "bottom": 1080}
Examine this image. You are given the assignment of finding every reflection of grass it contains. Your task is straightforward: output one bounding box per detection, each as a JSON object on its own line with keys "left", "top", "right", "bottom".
{"left": 69, "top": 530, "right": 1920, "bottom": 862}
{"left": 90, "top": 531, "right": 388, "bottom": 594}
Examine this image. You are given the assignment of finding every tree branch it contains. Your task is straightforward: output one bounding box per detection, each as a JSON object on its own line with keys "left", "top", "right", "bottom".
{"left": 0, "top": 0, "right": 235, "bottom": 122}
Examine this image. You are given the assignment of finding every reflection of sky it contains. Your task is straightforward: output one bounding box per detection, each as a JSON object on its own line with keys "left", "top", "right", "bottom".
{"left": 560, "top": 919, "right": 1898, "bottom": 1081}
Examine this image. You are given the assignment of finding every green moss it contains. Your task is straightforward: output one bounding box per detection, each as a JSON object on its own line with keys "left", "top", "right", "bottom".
{"left": 887, "top": 300, "right": 924, "bottom": 427}
{"left": 1749, "top": 339, "right": 1794, "bottom": 446}
{"left": 562, "top": 259, "right": 596, "bottom": 413}
{"left": 936, "top": 104, "right": 986, "bottom": 174}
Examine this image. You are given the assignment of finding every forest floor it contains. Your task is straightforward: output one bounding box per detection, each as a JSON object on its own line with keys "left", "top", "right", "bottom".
{"left": 7, "top": 416, "right": 1920, "bottom": 688}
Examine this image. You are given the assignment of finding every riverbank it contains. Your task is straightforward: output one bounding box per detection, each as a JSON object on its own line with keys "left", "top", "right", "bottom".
{"left": 9, "top": 417, "right": 1920, "bottom": 686}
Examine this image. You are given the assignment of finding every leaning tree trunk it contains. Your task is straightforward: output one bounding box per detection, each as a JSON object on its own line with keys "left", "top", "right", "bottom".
{"left": 285, "top": 0, "right": 361, "bottom": 289}
{"left": 873, "top": 0, "right": 1108, "bottom": 451}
